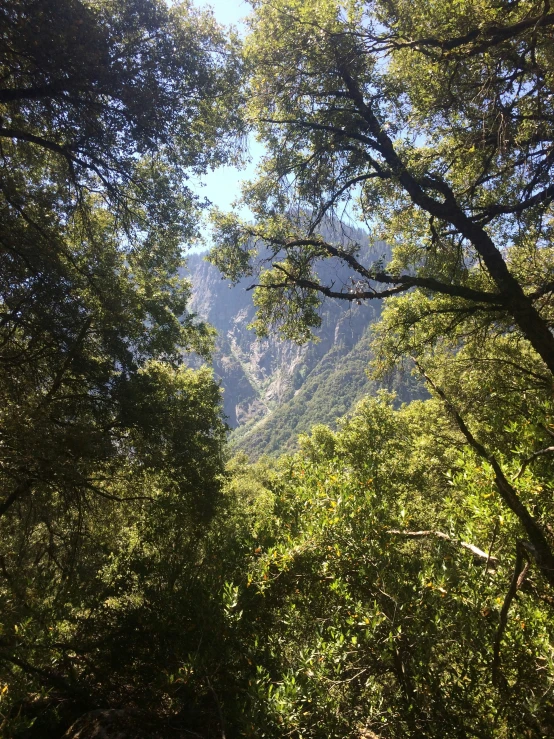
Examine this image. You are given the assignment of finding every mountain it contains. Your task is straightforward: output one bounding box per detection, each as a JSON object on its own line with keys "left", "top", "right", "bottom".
{"left": 185, "top": 234, "right": 415, "bottom": 458}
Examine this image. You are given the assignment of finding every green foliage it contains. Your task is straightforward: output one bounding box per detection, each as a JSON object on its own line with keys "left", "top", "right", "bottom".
{"left": 250, "top": 261, "right": 323, "bottom": 343}
{"left": 0, "top": 363, "right": 227, "bottom": 705}
{"left": 0, "top": 0, "right": 242, "bottom": 734}
{"left": 0, "top": 0, "right": 244, "bottom": 525}
{"left": 1, "top": 2, "right": 554, "bottom": 737}
{"left": 209, "top": 0, "right": 554, "bottom": 376}
{"left": 201, "top": 11, "right": 554, "bottom": 732}
{"left": 219, "top": 395, "right": 554, "bottom": 738}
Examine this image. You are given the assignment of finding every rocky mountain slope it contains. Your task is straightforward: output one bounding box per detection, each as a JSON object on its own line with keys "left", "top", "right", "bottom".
{"left": 185, "top": 235, "right": 414, "bottom": 457}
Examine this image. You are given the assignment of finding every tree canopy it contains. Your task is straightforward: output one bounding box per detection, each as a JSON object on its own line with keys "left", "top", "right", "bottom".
{"left": 0, "top": 0, "right": 242, "bottom": 521}
{"left": 210, "top": 0, "right": 554, "bottom": 366}
{"left": 1, "top": 1, "right": 554, "bottom": 737}
{"left": 0, "top": 2, "right": 240, "bottom": 732}
{"left": 208, "top": 0, "right": 554, "bottom": 589}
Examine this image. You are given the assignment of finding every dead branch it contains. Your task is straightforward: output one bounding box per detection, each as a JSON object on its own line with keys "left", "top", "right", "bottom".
{"left": 387, "top": 529, "right": 498, "bottom": 566}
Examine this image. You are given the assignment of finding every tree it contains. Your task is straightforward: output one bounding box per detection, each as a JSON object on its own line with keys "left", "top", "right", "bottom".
{"left": 219, "top": 396, "right": 554, "bottom": 737}
{"left": 0, "top": 1, "right": 242, "bottom": 731}
{"left": 0, "top": 0, "right": 242, "bottom": 519}
{"left": 211, "top": 0, "right": 554, "bottom": 361}
{"left": 0, "top": 364, "right": 228, "bottom": 734}
{"left": 209, "top": 0, "right": 554, "bottom": 585}
{"left": 0, "top": 0, "right": 242, "bottom": 200}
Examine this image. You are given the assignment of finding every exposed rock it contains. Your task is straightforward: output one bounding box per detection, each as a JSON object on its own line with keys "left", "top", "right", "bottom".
{"left": 184, "top": 235, "right": 392, "bottom": 455}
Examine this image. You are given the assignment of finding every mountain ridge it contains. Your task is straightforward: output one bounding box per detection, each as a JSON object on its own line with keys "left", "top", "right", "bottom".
{"left": 184, "top": 236, "right": 412, "bottom": 457}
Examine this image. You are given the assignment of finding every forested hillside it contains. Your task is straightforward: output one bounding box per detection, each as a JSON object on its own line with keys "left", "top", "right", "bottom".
{"left": 187, "top": 238, "right": 379, "bottom": 427}
{"left": 1, "top": 1, "right": 554, "bottom": 738}
{"left": 186, "top": 237, "right": 419, "bottom": 457}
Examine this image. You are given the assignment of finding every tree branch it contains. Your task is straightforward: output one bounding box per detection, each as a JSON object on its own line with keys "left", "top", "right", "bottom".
{"left": 0, "top": 126, "right": 73, "bottom": 158}
{"left": 335, "top": 63, "right": 554, "bottom": 374}
{"left": 0, "top": 84, "right": 66, "bottom": 104}
{"left": 387, "top": 10, "right": 554, "bottom": 59}
{"left": 387, "top": 529, "right": 499, "bottom": 565}
{"left": 248, "top": 235, "right": 506, "bottom": 304}
{"left": 259, "top": 117, "right": 380, "bottom": 151}
{"left": 515, "top": 446, "right": 554, "bottom": 480}
{"left": 475, "top": 184, "right": 554, "bottom": 221}
{"left": 493, "top": 540, "right": 531, "bottom": 686}
{"left": 414, "top": 360, "right": 554, "bottom": 587}
{"left": 36, "top": 318, "right": 92, "bottom": 410}
{"left": 0, "top": 479, "right": 32, "bottom": 518}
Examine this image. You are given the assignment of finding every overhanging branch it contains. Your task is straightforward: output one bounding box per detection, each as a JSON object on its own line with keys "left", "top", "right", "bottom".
{"left": 246, "top": 236, "right": 505, "bottom": 304}
{"left": 386, "top": 10, "right": 554, "bottom": 58}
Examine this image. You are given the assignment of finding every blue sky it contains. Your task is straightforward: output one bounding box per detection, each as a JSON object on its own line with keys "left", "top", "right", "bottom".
{"left": 188, "top": 0, "right": 364, "bottom": 241}
{"left": 191, "top": 0, "right": 262, "bottom": 214}
{"left": 195, "top": 0, "right": 250, "bottom": 28}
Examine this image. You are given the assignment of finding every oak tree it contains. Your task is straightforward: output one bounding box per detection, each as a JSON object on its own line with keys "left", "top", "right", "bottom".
{"left": 0, "top": 0, "right": 242, "bottom": 519}
{"left": 209, "top": 0, "right": 554, "bottom": 586}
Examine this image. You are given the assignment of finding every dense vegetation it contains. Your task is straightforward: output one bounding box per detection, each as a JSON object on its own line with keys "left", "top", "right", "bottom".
{"left": 1, "top": 1, "right": 553, "bottom": 737}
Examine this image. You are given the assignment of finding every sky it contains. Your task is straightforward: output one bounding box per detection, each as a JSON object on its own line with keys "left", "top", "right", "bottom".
{"left": 187, "top": 0, "right": 363, "bottom": 242}
{"left": 190, "top": 0, "right": 262, "bottom": 214}
{"left": 195, "top": 0, "right": 250, "bottom": 28}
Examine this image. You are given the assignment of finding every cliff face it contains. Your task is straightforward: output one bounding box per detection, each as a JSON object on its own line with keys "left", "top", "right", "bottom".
{"left": 185, "top": 239, "right": 394, "bottom": 456}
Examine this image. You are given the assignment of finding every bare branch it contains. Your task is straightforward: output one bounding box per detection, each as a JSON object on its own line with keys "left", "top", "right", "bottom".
{"left": 387, "top": 529, "right": 498, "bottom": 565}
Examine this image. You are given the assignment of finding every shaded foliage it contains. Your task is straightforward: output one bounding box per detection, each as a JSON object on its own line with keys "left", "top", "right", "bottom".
{"left": 217, "top": 391, "right": 554, "bottom": 738}
{"left": 1, "top": 2, "right": 553, "bottom": 737}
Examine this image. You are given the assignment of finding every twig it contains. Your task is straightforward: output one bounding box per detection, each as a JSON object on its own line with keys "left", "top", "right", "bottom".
{"left": 514, "top": 446, "right": 554, "bottom": 480}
